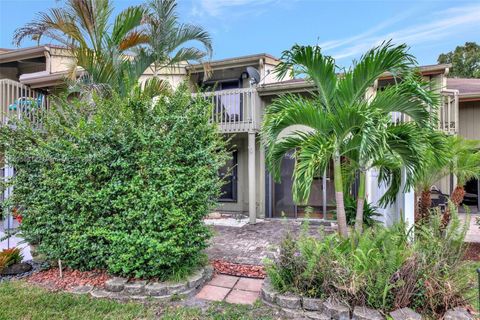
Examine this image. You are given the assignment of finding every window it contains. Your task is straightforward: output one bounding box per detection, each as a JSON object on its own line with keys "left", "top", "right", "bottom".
{"left": 219, "top": 151, "right": 238, "bottom": 202}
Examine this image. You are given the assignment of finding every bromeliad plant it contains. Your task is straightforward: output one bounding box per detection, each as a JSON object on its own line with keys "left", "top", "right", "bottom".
{"left": 0, "top": 248, "right": 23, "bottom": 272}
{"left": 262, "top": 41, "right": 439, "bottom": 236}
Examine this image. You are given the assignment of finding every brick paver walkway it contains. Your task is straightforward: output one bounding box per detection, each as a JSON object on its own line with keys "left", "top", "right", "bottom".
{"left": 196, "top": 274, "right": 264, "bottom": 305}
{"left": 206, "top": 219, "right": 334, "bottom": 265}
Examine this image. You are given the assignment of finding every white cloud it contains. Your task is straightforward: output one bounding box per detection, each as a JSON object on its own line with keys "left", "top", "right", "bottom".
{"left": 325, "top": 3, "right": 480, "bottom": 60}
{"left": 191, "top": 0, "right": 282, "bottom": 17}
{"left": 195, "top": 0, "right": 276, "bottom": 16}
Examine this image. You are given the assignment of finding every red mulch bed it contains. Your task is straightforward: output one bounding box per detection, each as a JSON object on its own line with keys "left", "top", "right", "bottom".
{"left": 27, "top": 268, "right": 110, "bottom": 291}
{"left": 212, "top": 260, "right": 266, "bottom": 279}
{"left": 464, "top": 242, "right": 480, "bottom": 261}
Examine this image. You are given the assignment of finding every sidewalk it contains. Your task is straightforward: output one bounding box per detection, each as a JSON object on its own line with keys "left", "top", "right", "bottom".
{"left": 459, "top": 208, "right": 480, "bottom": 243}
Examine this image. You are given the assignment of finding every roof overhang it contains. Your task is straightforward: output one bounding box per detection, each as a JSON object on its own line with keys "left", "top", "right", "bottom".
{"left": 258, "top": 64, "right": 452, "bottom": 96}
{"left": 0, "top": 46, "right": 50, "bottom": 64}
{"left": 459, "top": 94, "right": 480, "bottom": 102}
{"left": 379, "top": 64, "right": 451, "bottom": 80}
{"left": 187, "top": 53, "right": 280, "bottom": 73}
{"left": 257, "top": 79, "right": 314, "bottom": 96}
{"left": 447, "top": 78, "right": 480, "bottom": 102}
{"left": 19, "top": 69, "right": 82, "bottom": 89}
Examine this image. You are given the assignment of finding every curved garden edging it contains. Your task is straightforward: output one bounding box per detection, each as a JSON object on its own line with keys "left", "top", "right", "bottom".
{"left": 260, "top": 278, "right": 474, "bottom": 320}
{"left": 70, "top": 266, "right": 214, "bottom": 301}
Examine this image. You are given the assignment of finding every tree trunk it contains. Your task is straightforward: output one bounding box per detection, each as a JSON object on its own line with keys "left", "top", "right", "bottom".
{"left": 442, "top": 185, "right": 466, "bottom": 227}
{"left": 417, "top": 190, "right": 431, "bottom": 222}
{"left": 334, "top": 155, "right": 348, "bottom": 238}
{"left": 355, "top": 171, "right": 366, "bottom": 234}
{"left": 450, "top": 185, "right": 466, "bottom": 207}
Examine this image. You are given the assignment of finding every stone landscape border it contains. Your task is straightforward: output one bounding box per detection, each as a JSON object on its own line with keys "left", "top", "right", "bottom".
{"left": 260, "top": 278, "right": 474, "bottom": 320}
{"left": 71, "top": 266, "right": 214, "bottom": 301}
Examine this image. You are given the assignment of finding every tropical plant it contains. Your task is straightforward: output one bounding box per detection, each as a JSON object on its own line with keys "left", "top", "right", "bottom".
{"left": 13, "top": 0, "right": 212, "bottom": 97}
{"left": 262, "top": 41, "right": 438, "bottom": 236}
{"left": 265, "top": 204, "right": 470, "bottom": 317}
{"left": 442, "top": 136, "right": 480, "bottom": 225}
{"left": 342, "top": 194, "right": 381, "bottom": 227}
{"left": 0, "top": 85, "right": 228, "bottom": 279}
{"left": 0, "top": 248, "right": 23, "bottom": 272}
{"left": 446, "top": 136, "right": 480, "bottom": 206}
{"left": 414, "top": 135, "right": 480, "bottom": 222}
{"left": 413, "top": 132, "right": 450, "bottom": 220}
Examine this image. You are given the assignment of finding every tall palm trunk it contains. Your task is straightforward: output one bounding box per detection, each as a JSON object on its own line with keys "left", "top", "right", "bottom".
{"left": 355, "top": 171, "right": 366, "bottom": 234}
{"left": 417, "top": 189, "right": 431, "bottom": 222}
{"left": 334, "top": 155, "right": 348, "bottom": 237}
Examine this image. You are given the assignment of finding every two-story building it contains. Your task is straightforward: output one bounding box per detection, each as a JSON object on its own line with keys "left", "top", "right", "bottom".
{"left": 1, "top": 45, "right": 479, "bottom": 229}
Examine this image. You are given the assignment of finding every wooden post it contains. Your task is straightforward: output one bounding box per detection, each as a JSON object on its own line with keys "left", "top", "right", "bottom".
{"left": 248, "top": 132, "right": 256, "bottom": 224}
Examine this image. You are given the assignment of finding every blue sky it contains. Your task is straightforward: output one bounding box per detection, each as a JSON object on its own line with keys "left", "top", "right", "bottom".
{"left": 1, "top": 0, "right": 479, "bottom": 67}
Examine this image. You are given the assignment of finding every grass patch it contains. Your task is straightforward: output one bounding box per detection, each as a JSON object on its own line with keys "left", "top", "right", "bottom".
{"left": 0, "top": 281, "right": 153, "bottom": 320}
{"left": 0, "top": 281, "right": 280, "bottom": 320}
{"left": 161, "top": 302, "right": 278, "bottom": 320}
{"left": 464, "top": 260, "right": 480, "bottom": 312}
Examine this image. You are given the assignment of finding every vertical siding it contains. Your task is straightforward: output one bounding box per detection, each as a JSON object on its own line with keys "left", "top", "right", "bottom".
{"left": 434, "top": 101, "right": 480, "bottom": 195}
{"left": 459, "top": 101, "right": 480, "bottom": 140}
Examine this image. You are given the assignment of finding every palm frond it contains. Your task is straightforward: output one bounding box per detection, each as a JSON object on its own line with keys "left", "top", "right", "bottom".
{"left": 274, "top": 45, "right": 337, "bottom": 110}
{"left": 111, "top": 5, "right": 146, "bottom": 47}
{"left": 337, "top": 40, "right": 415, "bottom": 106}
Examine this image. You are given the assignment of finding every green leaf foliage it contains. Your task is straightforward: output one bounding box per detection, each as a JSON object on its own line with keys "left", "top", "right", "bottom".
{"left": 341, "top": 194, "right": 382, "bottom": 227}
{"left": 438, "top": 42, "right": 480, "bottom": 78}
{"left": 0, "top": 85, "right": 228, "bottom": 279}
{"left": 266, "top": 205, "right": 470, "bottom": 317}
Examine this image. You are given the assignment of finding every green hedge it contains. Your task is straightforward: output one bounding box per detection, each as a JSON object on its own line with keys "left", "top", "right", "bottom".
{"left": 0, "top": 86, "right": 228, "bottom": 279}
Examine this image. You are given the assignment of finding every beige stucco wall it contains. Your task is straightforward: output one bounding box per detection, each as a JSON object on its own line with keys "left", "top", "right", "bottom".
{"left": 48, "top": 47, "right": 75, "bottom": 73}
{"left": 262, "top": 62, "right": 284, "bottom": 84}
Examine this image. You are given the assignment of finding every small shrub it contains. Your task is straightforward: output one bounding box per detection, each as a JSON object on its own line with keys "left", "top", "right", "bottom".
{"left": 337, "top": 195, "right": 382, "bottom": 227}
{"left": 0, "top": 248, "right": 23, "bottom": 271}
{"left": 266, "top": 204, "right": 469, "bottom": 317}
{"left": 0, "top": 85, "right": 228, "bottom": 279}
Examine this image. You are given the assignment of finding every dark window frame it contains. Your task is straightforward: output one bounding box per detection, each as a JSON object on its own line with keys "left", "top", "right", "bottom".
{"left": 219, "top": 150, "right": 238, "bottom": 202}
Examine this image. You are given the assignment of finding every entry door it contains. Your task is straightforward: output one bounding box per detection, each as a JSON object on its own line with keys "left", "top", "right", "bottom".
{"left": 272, "top": 156, "right": 335, "bottom": 219}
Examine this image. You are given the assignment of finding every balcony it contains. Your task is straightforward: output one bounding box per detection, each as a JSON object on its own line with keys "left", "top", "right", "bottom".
{"left": 0, "top": 79, "right": 48, "bottom": 127}
{"left": 195, "top": 87, "right": 261, "bottom": 133}
{"left": 438, "top": 90, "right": 459, "bottom": 135}
{"left": 390, "top": 90, "right": 459, "bottom": 135}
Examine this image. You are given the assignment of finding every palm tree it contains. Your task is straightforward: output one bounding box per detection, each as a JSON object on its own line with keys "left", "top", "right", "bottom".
{"left": 446, "top": 136, "right": 480, "bottom": 207}
{"left": 414, "top": 135, "right": 480, "bottom": 223}
{"left": 262, "top": 42, "right": 437, "bottom": 236}
{"left": 13, "top": 0, "right": 212, "bottom": 97}
{"left": 144, "top": 0, "right": 212, "bottom": 74}
{"left": 413, "top": 133, "right": 450, "bottom": 221}
{"left": 346, "top": 75, "right": 439, "bottom": 233}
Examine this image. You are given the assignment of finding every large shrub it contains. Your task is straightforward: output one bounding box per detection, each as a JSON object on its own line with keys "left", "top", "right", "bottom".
{"left": 265, "top": 206, "right": 470, "bottom": 318}
{"left": 0, "top": 86, "right": 228, "bottom": 279}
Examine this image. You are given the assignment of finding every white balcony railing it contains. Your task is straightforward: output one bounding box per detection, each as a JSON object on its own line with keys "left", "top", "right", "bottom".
{"left": 195, "top": 87, "right": 261, "bottom": 133}
{"left": 439, "top": 90, "right": 459, "bottom": 135}
{"left": 390, "top": 90, "right": 459, "bottom": 135}
{"left": 0, "top": 79, "right": 48, "bottom": 127}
